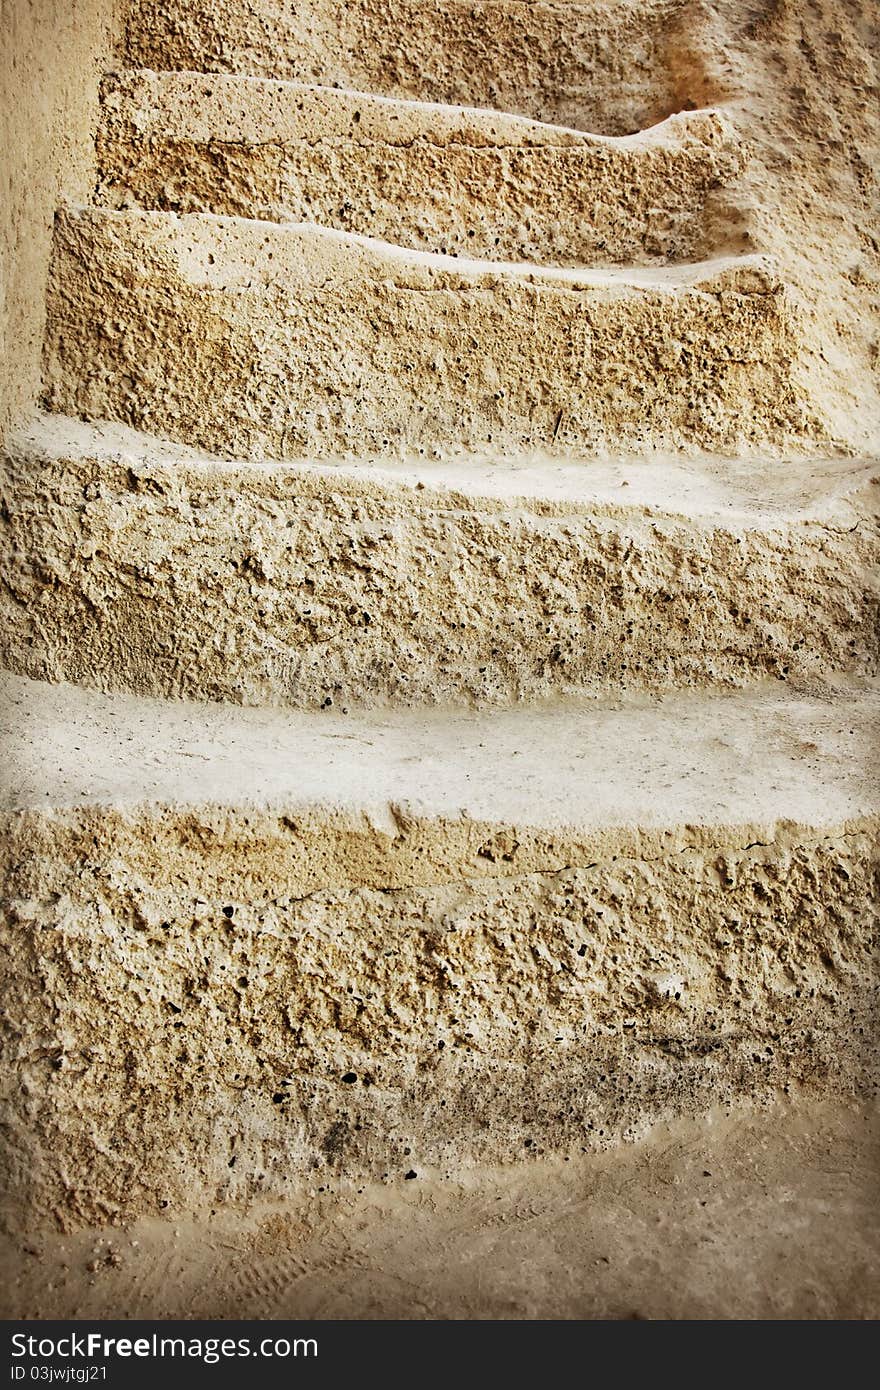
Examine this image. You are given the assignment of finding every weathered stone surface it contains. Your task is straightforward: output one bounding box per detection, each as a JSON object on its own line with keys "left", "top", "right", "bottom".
{"left": 121, "top": 0, "right": 702, "bottom": 137}
{"left": 96, "top": 71, "right": 746, "bottom": 266}
{"left": 1, "top": 416, "right": 878, "bottom": 710}
{"left": 3, "top": 0, "right": 880, "bottom": 1263}
{"left": 0, "top": 0, "right": 119, "bottom": 436}
{"left": 4, "top": 1100, "right": 880, "bottom": 1319}
{"left": 43, "top": 209, "right": 815, "bottom": 460}
{"left": 1, "top": 671, "right": 877, "bottom": 1227}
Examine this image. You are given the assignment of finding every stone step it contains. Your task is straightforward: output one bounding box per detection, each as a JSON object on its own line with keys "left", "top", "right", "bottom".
{"left": 96, "top": 71, "right": 746, "bottom": 267}
{"left": 121, "top": 0, "right": 704, "bottom": 138}
{"left": 43, "top": 209, "right": 817, "bottom": 460}
{"left": 2, "top": 415, "right": 878, "bottom": 710}
{"left": 2, "top": 669, "right": 877, "bottom": 1225}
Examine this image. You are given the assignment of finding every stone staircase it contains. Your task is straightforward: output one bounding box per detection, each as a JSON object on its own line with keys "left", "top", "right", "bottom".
{"left": 1, "top": 0, "right": 878, "bottom": 1233}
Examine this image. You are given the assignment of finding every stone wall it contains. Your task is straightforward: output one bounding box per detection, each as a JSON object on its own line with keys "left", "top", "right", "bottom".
{"left": 0, "top": 0, "right": 120, "bottom": 438}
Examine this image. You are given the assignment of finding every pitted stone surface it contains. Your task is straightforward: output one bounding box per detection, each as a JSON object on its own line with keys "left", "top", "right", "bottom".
{"left": 42, "top": 209, "right": 814, "bottom": 460}
{"left": 3, "top": 0, "right": 880, "bottom": 1248}
{"left": 96, "top": 71, "right": 745, "bottom": 266}
{"left": 121, "top": 0, "right": 697, "bottom": 137}
{"left": 2, "top": 417, "right": 878, "bottom": 709}
{"left": 1, "top": 672, "right": 878, "bottom": 1225}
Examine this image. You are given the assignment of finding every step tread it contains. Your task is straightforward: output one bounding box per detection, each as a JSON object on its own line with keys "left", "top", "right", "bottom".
{"left": 3, "top": 1101, "right": 878, "bottom": 1319}
{"left": 6, "top": 415, "right": 877, "bottom": 713}
{"left": 11, "top": 413, "right": 879, "bottom": 526}
{"left": 100, "top": 68, "right": 731, "bottom": 151}
{"left": 96, "top": 73, "right": 744, "bottom": 267}
{"left": 62, "top": 204, "right": 774, "bottom": 293}
{"left": 4, "top": 1100, "right": 878, "bottom": 1318}
{"left": 46, "top": 205, "right": 801, "bottom": 459}
{"left": 3, "top": 671, "right": 876, "bottom": 845}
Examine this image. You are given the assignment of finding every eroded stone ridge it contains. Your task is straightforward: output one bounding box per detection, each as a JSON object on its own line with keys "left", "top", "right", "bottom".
{"left": 3, "top": 0, "right": 879, "bottom": 1243}
{"left": 121, "top": 0, "right": 700, "bottom": 136}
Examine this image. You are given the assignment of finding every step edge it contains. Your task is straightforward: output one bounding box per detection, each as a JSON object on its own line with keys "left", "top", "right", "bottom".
{"left": 55, "top": 204, "right": 781, "bottom": 295}
{"left": 99, "top": 67, "right": 737, "bottom": 152}
{"left": 2, "top": 671, "right": 878, "bottom": 838}
{"left": 8, "top": 414, "right": 878, "bottom": 526}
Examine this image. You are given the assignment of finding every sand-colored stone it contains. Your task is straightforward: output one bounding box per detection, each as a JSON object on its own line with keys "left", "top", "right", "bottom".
{"left": 1, "top": 670, "right": 878, "bottom": 1227}
{"left": 3, "top": 1101, "right": 879, "bottom": 1319}
{"left": 120, "top": 0, "right": 705, "bottom": 138}
{"left": 674, "top": 0, "right": 880, "bottom": 454}
{"left": 96, "top": 71, "right": 746, "bottom": 266}
{"left": 115, "top": 0, "right": 880, "bottom": 456}
{"left": 0, "top": 0, "right": 120, "bottom": 437}
{"left": 1, "top": 0, "right": 879, "bottom": 1285}
{"left": 2, "top": 416, "right": 878, "bottom": 709}
{"left": 43, "top": 209, "right": 815, "bottom": 459}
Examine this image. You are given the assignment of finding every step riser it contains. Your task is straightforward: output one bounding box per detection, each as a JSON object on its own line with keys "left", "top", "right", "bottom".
{"left": 96, "top": 76, "right": 744, "bottom": 267}
{"left": 96, "top": 133, "right": 737, "bottom": 269}
{"left": 2, "top": 442, "right": 878, "bottom": 708}
{"left": 121, "top": 0, "right": 699, "bottom": 137}
{"left": 43, "top": 211, "right": 810, "bottom": 459}
{"left": 3, "top": 809, "right": 877, "bottom": 1226}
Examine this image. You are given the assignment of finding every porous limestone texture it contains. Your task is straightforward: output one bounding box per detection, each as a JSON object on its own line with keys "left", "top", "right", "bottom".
{"left": 0, "top": 0, "right": 119, "bottom": 436}
{"left": 42, "top": 209, "right": 815, "bottom": 460}
{"left": 111, "top": 0, "right": 880, "bottom": 457}
{"left": 1, "top": 671, "right": 878, "bottom": 1228}
{"left": 120, "top": 0, "right": 707, "bottom": 138}
{"left": 1, "top": 416, "right": 878, "bottom": 710}
{"left": 96, "top": 71, "right": 746, "bottom": 267}
{"left": 3, "top": 0, "right": 880, "bottom": 1258}
{"left": 677, "top": 0, "right": 880, "bottom": 455}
